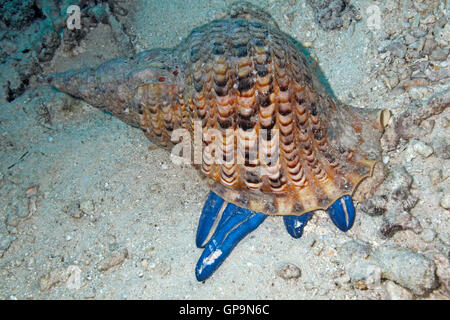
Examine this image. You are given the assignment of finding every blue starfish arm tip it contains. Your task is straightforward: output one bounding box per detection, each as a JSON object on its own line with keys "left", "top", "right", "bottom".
{"left": 195, "top": 202, "right": 267, "bottom": 281}
{"left": 196, "top": 191, "right": 225, "bottom": 248}
{"left": 326, "top": 195, "right": 355, "bottom": 232}
{"left": 283, "top": 212, "right": 313, "bottom": 239}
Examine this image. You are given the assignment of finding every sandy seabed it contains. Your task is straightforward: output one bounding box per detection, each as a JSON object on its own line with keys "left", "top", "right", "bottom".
{"left": 0, "top": 0, "right": 448, "bottom": 299}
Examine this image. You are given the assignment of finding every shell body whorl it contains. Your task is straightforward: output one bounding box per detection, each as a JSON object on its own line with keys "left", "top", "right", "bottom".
{"left": 45, "top": 17, "right": 386, "bottom": 216}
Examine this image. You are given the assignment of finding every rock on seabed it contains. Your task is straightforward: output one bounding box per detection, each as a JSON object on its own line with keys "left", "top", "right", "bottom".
{"left": 371, "top": 246, "right": 437, "bottom": 296}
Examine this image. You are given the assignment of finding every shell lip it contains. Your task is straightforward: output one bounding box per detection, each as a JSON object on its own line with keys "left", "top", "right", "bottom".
{"left": 206, "top": 159, "right": 379, "bottom": 217}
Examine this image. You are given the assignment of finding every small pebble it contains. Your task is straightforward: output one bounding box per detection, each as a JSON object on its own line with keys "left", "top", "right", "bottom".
{"left": 319, "top": 288, "right": 329, "bottom": 295}
{"left": 433, "top": 254, "right": 450, "bottom": 294}
{"left": 413, "top": 141, "right": 434, "bottom": 157}
{"left": 403, "top": 9, "right": 418, "bottom": 20}
{"left": 440, "top": 194, "right": 450, "bottom": 209}
{"left": 108, "top": 242, "right": 120, "bottom": 252}
{"left": 27, "top": 198, "right": 37, "bottom": 218}
{"left": 98, "top": 248, "right": 128, "bottom": 272}
{"left": 400, "top": 78, "right": 429, "bottom": 89}
{"left": 40, "top": 269, "right": 67, "bottom": 291}
{"left": 80, "top": 200, "right": 95, "bottom": 215}
{"left": 15, "top": 199, "right": 28, "bottom": 218}
{"left": 276, "top": 263, "right": 301, "bottom": 280}
{"left": 359, "top": 196, "right": 387, "bottom": 216}
{"left": 428, "top": 169, "right": 441, "bottom": 185}
{"left": 64, "top": 201, "right": 82, "bottom": 219}
{"left": 422, "top": 39, "right": 437, "bottom": 54}
{"left": 443, "top": 165, "right": 450, "bottom": 180}
{"left": 339, "top": 240, "right": 371, "bottom": 263}
{"left": 6, "top": 213, "right": 20, "bottom": 227}
{"left": 386, "top": 41, "right": 407, "bottom": 58}
{"left": 351, "top": 263, "right": 382, "bottom": 290}
{"left": 303, "top": 281, "right": 314, "bottom": 290}
{"left": 27, "top": 257, "right": 35, "bottom": 268}
{"left": 66, "top": 265, "right": 82, "bottom": 290}
{"left": 141, "top": 259, "right": 150, "bottom": 268}
{"left": 25, "top": 186, "right": 39, "bottom": 197}
{"left": 437, "top": 23, "right": 450, "bottom": 46}
{"left": 430, "top": 49, "right": 448, "bottom": 61}
{"left": 386, "top": 74, "right": 399, "bottom": 89}
{"left": 413, "top": 2, "right": 428, "bottom": 12}
{"left": 381, "top": 210, "right": 422, "bottom": 238}
{"left": 409, "top": 86, "right": 429, "bottom": 100}
{"left": 420, "top": 228, "right": 435, "bottom": 242}
{"left": 334, "top": 274, "right": 351, "bottom": 287}
{"left": 384, "top": 280, "right": 414, "bottom": 300}
{"left": 404, "top": 34, "right": 417, "bottom": 45}
{"left": 420, "top": 15, "right": 436, "bottom": 25}
{"left": 83, "top": 288, "right": 96, "bottom": 299}
{"left": 312, "top": 242, "right": 324, "bottom": 256}
{"left": 0, "top": 233, "right": 14, "bottom": 251}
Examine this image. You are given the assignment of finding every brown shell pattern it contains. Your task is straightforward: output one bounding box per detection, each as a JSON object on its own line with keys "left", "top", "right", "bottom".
{"left": 45, "top": 17, "right": 387, "bottom": 216}
{"left": 132, "top": 19, "right": 386, "bottom": 216}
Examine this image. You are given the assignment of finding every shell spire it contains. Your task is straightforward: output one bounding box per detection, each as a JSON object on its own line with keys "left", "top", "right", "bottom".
{"left": 39, "top": 49, "right": 185, "bottom": 140}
